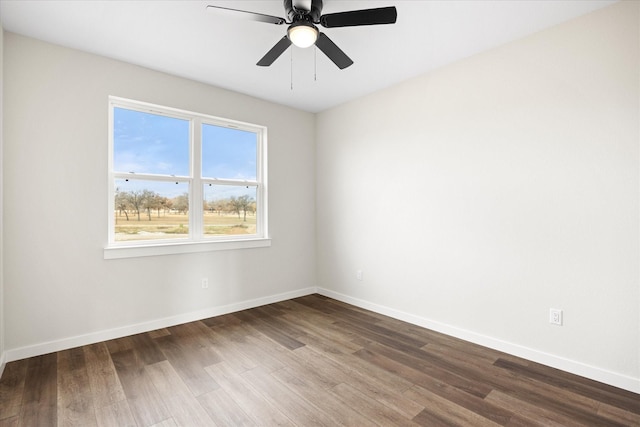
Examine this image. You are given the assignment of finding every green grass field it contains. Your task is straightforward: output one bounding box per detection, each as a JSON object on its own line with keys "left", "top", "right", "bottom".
{"left": 114, "top": 211, "right": 257, "bottom": 241}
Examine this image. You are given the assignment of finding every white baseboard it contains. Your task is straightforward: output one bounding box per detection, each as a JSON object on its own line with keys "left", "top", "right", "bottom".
{"left": 4, "top": 287, "right": 316, "bottom": 363}
{"left": 5, "top": 286, "right": 638, "bottom": 394}
{"left": 317, "top": 287, "right": 640, "bottom": 395}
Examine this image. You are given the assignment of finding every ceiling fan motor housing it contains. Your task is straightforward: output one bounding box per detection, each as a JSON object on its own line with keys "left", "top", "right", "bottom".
{"left": 284, "top": 0, "right": 323, "bottom": 23}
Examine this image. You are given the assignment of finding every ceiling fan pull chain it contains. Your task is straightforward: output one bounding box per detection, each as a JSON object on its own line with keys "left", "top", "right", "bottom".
{"left": 290, "top": 47, "right": 294, "bottom": 90}
{"left": 314, "top": 45, "right": 317, "bottom": 82}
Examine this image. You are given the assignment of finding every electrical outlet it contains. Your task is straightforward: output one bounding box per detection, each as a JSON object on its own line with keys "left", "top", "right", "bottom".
{"left": 201, "top": 278, "right": 209, "bottom": 289}
{"left": 549, "top": 308, "right": 563, "bottom": 326}
{"left": 356, "top": 270, "right": 363, "bottom": 281}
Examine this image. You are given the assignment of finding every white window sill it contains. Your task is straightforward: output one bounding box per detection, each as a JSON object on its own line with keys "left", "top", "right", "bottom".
{"left": 104, "top": 238, "right": 271, "bottom": 259}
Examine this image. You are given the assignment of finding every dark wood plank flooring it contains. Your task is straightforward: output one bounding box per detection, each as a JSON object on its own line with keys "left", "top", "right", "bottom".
{"left": 0, "top": 294, "right": 638, "bottom": 426}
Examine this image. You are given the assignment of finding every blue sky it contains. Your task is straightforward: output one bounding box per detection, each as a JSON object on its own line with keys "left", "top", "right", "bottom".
{"left": 114, "top": 107, "right": 257, "bottom": 201}
{"left": 114, "top": 107, "right": 190, "bottom": 176}
{"left": 202, "top": 124, "right": 257, "bottom": 180}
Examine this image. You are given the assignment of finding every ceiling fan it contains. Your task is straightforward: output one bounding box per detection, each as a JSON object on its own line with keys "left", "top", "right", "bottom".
{"left": 207, "top": 0, "right": 397, "bottom": 69}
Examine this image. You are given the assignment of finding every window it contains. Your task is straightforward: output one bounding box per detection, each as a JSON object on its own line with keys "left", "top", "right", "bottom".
{"left": 106, "top": 97, "right": 269, "bottom": 259}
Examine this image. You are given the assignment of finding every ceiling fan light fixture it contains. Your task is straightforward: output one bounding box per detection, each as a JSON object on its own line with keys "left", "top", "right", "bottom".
{"left": 287, "top": 21, "right": 318, "bottom": 48}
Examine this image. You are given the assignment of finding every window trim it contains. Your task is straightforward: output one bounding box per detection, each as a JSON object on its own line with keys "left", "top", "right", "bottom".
{"left": 104, "top": 238, "right": 271, "bottom": 259}
{"left": 105, "top": 96, "right": 269, "bottom": 259}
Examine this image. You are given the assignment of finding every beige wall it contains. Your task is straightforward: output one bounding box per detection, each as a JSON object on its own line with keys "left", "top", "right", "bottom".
{"left": 317, "top": 1, "right": 639, "bottom": 391}
{"left": 3, "top": 33, "right": 316, "bottom": 356}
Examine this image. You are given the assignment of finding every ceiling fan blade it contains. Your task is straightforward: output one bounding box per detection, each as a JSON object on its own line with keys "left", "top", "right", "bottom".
{"left": 257, "top": 36, "right": 293, "bottom": 66}
{"left": 320, "top": 6, "right": 397, "bottom": 28}
{"left": 315, "top": 33, "right": 353, "bottom": 69}
{"left": 206, "top": 5, "right": 286, "bottom": 25}
{"left": 292, "top": 0, "right": 312, "bottom": 12}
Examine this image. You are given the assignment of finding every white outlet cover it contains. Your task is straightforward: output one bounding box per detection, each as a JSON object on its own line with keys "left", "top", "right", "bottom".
{"left": 549, "top": 308, "right": 563, "bottom": 325}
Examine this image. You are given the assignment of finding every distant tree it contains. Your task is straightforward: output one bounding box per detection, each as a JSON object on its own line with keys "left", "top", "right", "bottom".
{"left": 228, "top": 196, "right": 241, "bottom": 219}
{"left": 115, "top": 189, "right": 130, "bottom": 221}
{"left": 163, "top": 198, "right": 173, "bottom": 215}
{"left": 229, "top": 195, "right": 254, "bottom": 221}
{"left": 239, "top": 195, "right": 254, "bottom": 221}
{"left": 157, "top": 197, "right": 170, "bottom": 217}
{"left": 172, "top": 193, "right": 189, "bottom": 214}
{"left": 140, "top": 189, "right": 159, "bottom": 221}
{"left": 126, "top": 190, "right": 145, "bottom": 221}
{"left": 213, "top": 200, "right": 226, "bottom": 215}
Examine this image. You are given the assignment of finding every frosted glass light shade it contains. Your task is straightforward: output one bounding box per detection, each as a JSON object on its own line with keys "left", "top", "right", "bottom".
{"left": 288, "top": 23, "right": 318, "bottom": 48}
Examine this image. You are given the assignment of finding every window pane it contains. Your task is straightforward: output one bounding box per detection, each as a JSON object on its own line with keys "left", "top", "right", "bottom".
{"left": 114, "top": 179, "right": 189, "bottom": 241}
{"left": 202, "top": 124, "right": 257, "bottom": 180}
{"left": 203, "top": 185, "right": 257, "bottom": 236}
{"left": 113, "top": 108, "right": 190, "bottom": 176}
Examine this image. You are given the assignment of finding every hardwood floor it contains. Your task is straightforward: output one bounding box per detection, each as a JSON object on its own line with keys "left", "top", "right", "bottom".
{"left": 0, "top": 294, "right": 638, "bottom": 426}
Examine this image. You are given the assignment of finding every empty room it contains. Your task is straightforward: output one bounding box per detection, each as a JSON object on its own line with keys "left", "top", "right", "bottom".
{"left": 0, "top": 0, "right": 638, "bottom": 425}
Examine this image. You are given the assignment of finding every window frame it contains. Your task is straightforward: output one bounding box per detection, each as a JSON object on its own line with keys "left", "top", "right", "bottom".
{"left": 105, "top": 96, "right": 269, "bottom": 259}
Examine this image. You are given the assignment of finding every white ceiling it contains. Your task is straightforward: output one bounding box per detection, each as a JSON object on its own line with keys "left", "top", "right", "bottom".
{"left": 0, "top": 0, "right": 617, "bottom": 112}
